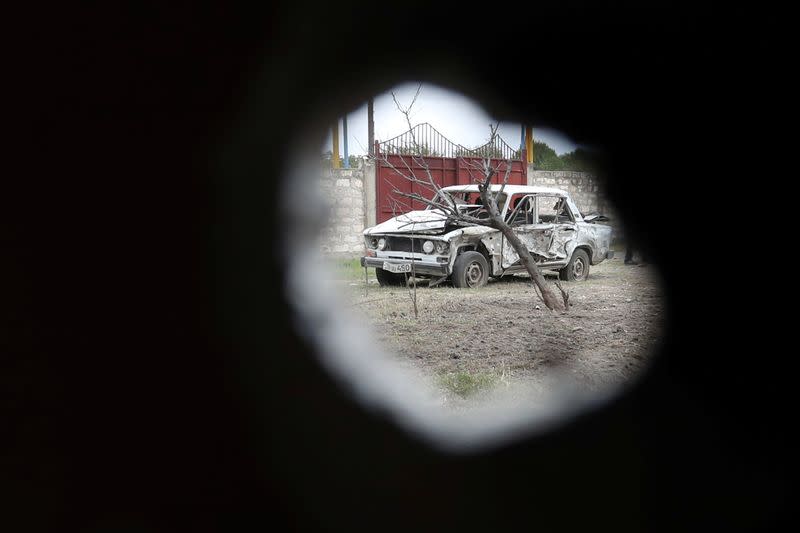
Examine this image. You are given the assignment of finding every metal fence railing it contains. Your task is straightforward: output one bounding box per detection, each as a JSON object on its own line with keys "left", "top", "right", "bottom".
{"left": 377, "top": 123, "right": 521, "bottom": 160}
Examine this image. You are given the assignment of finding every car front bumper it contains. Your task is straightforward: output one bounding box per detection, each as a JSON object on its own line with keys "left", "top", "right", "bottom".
{"left": 360, "top": 256, "right": 449, "bottom": 277}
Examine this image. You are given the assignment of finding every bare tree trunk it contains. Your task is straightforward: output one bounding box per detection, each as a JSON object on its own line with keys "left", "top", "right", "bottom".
{"left": 367, "top": 98, "right": 375, "bottom": 156}
{"left": 487, "top": 216, "right": 565, "bottom": 312}
{"left": 475, "top": 159, "right": 565, "bottom": 312}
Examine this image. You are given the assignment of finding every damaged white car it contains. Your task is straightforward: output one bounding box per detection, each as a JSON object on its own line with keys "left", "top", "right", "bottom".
{"left": 361, "top": 184, "right": 613, "bottom": 288}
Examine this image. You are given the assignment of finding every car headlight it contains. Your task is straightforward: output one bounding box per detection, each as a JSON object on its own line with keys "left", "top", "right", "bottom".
{"left": 377, "top": 237, "right": 387, "bottom": 250}
{"left": 366, "top": 236, "right": 378, "bottom": 249}
{"left": 422, "top": 240, "right": 435, "bottom": 254}
{"left": 434, "top": 241, "right": 449, "bottom": 254}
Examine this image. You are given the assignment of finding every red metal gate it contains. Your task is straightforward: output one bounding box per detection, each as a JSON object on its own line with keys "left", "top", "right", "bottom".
{"left": 375, "top": 124, "right": 526, "bottom": 223}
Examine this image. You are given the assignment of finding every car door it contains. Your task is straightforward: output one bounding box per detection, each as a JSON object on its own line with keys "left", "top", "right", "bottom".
{"left": 500, "top": 194, "right": 576, "bottom": 269}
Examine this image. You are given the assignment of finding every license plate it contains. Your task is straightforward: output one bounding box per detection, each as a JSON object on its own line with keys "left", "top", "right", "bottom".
{"left": 383, "top": 261, "right": 411, "bottom": 273}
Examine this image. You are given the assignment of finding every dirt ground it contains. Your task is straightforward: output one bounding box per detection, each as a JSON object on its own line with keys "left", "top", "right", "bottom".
{"left": 336, "top": 256, "right": 666, "bottom": 408}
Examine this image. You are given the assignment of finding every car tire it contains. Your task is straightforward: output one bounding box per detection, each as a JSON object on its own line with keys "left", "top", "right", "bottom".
{"left": 559, "top": 248, "right": 590, "bottom": 281}
{"left": 452, "top": 251, "right": 489, "bottom": 288}
{"left": 376, "top": 267, "right": 407, "bottom": 287}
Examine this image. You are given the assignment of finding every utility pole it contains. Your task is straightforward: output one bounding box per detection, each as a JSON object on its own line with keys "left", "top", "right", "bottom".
{"left": 525, "top": 126, "right": 534, "bottom": 165}
{"left": 331, "top": 120, "right": 341, "bottom": 168}
{"left": 367, "top": 98, "right": 375, "bottom": 156}
{"left": 342, "top": 115, "right": 350, "bottom": 168}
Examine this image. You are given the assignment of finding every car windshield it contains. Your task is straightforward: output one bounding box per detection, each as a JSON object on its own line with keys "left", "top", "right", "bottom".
{"left": 428, "top": 190, "right": 507, "bottom": 214}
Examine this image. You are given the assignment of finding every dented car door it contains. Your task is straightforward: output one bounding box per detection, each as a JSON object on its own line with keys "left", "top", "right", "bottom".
{"left": 501, "top": 194, "right": 576, "bottom": 269}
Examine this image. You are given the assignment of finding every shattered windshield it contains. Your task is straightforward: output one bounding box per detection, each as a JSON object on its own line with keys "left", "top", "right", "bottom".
{"left": 429, "top": 190, "right": 508, "bottom": 215}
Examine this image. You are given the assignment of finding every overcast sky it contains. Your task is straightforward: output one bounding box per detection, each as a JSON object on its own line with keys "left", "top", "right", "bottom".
{"left": 323, "top": 82, "right": 579, "bottom": 157}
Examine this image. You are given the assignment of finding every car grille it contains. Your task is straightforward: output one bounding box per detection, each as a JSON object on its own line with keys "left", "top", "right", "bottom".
{"left": 387, "top": 236, "right": 427, "bottom": 252}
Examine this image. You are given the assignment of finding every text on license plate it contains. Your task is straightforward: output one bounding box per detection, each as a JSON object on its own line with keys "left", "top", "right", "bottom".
{"left": 382, "top": 261, "right": 411, "bottom": 273}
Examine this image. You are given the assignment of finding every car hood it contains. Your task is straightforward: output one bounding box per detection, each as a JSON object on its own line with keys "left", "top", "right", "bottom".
{"left": 364, "top": 209, "right": 449, "bottom": 234}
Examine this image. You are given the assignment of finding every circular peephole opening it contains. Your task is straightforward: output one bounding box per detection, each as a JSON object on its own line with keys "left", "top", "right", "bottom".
{"left": 282, "top": 82, "right": 666, "bottom": 452}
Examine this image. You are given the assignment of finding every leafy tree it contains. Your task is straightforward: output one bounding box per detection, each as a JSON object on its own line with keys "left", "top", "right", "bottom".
{"left": 532, "top": 141, "right": 564, "bottom": 170}
{"left": 559, "top": 147, "right": 599, "bottom": 173}
{"left": 532, "top": 142, "right": 600, "bottom": 174}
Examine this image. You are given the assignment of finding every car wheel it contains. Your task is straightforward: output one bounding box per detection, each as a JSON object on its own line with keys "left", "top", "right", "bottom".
{"left": 375, "top": 267, "right": 406, "bottom": 287}
{"left": 452, "top": 251, "right": 489, "bottom": 288}
{"left": 559, "top": 248, "right": 590, "bottom": 281}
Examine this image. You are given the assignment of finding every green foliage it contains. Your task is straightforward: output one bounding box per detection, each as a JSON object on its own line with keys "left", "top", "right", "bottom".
{"left": 532, "top": 141, "right": 564, "bottom": 170}
{"left": 534, "top": 142, "right": 599, "bottom": 174}
{"left": 329, "top": 258, "right": 365, "bottom": 280}
{"left": 558, "top": 147, "right": 599, "bottom": 173}
{"left": 455, "top": 143, "right": 508, "bottom": 159}
{"left": 384, "top": 142, "right": 440, "bottom": 156}
{"left": 437, "top": 371, "right": 498, "bottom": 397}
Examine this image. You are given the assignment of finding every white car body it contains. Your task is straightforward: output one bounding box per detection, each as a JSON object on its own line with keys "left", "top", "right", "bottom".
{"left": 361, "top": 184, "right": 613, "bottom": 286}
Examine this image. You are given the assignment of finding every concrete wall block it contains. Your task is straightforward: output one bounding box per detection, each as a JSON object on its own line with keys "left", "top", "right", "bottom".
{"left": 321, "top": 167, "right": 370, "bottom": 258}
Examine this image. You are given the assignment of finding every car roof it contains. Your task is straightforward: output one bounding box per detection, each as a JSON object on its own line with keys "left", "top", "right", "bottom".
{"left": 440, "top": 184, "right": 569, "bottom": 196}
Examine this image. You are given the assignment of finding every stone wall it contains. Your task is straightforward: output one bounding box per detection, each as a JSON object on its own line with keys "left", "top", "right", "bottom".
{"left": 528, "top": 169, "right": 606, "bottom": 215}
{"left": 528, "top": 168, "right": 623, "bottom": 240}
{"left": 319, "top": 161, "right": 367, "bottom": 257}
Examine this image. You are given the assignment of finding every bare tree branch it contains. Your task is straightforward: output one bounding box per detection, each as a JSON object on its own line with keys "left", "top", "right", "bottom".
{"left": 385, "top": 191, "right": 414, "bottom": 214}
{"left": 379, "top": 155, "right": 454, "bottom": 215}
{"left": 497, "top": 158, "right": 513, "bottom": 200}
{"left": 462, "top": 159, "right": 483, "bottom": 185}
{"left": 405, "top": 219, "right": 419, "bottom": 319}
{"left": 389, "top": 91, "right": 456, "bottom": 213}
{"left": 409, "top": 83, "right": 422, "bottom": 110}
{"left": 554, "top": 278, "right": 571, "bottom": 310}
